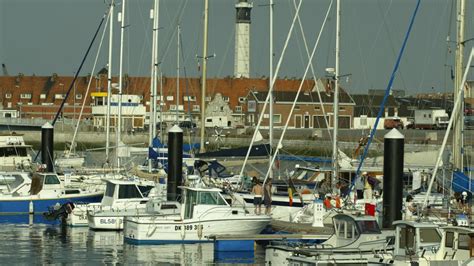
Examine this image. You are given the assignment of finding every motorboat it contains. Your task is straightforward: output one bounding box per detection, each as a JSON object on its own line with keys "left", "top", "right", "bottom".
{"left": 124, "top": 186, "right": 271, "bottom": 244}
{"left": 371, "top": 221, "right": 474, "bottom": 265}
{"left": 266, "top": 213, "right": 395, "bottom": 265}
{"left": 0, "top": 171, "right": 102, "bottom": 214}
{"left": 67, "top": 179, "right": 161, "bottom": 227}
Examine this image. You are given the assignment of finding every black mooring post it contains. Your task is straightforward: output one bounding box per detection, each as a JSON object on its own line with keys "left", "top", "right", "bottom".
{"left": 41, "top": 122, "right": 55, "bottom": 172}
{"left": 382, "top": 129, "right": 405, "bottom": 229}
{"left": 167, "top": 125, "right": 183, "bottom": 201}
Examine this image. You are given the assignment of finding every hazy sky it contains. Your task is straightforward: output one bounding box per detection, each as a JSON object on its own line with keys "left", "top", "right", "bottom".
{"left": 0, "top": 0, "right": 473, "bottom": 95}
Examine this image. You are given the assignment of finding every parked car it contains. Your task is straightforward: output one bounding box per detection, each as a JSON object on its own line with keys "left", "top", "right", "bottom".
{"left": 384, "top": 117, "right": 404, "bottom": 129}
{"left": 179, "top": 121, "right": 197, "bottom": 129}
{"left": 465, "top": 115, "right": 474, "bottom": 129}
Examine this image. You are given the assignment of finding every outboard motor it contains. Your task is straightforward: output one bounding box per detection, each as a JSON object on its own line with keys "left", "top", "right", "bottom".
{"left": 43, "top": 202, "right": 75, "bottom": 221}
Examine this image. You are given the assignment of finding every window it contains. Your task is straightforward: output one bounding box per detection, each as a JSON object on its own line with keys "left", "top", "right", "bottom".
{"left": 419, "top": 228, "right": 441, "bottom": 243}
{"left": 222, "top": 96, "right": 230, "bottom": 102}
{"left": 459, "top": 233, "right": 470, "bottom": 250}
{"left": 20, "top": 93, "right": 32, "bottom": 99}
{"left": 339, "top": 106, "right": 345, "bottom": 111}
{"left": 183, "top": 96, "right": 196, "bottom": 102}
{"left": 40, "top": 94, "right": 47, "bottom": 99}
{"left": 192, "top": 105, "right": 200, "bottom": 112}
{"left": 105, "top": 183, "right": 115, "bottom": 197}
{"left": 166, "top": 96, "right": 174, "bottom": 101}
{"left": 44, "top": 174, "right": 61, "bottom": 185}
{"left": 361, "top": 116, "right": 367, "bottom": 126}
{"left": 0, "top": 147, "right": 28, "bottom": 157}
{"left": 205, "top": 96, "right": 212, "bottom": 102}
{"left": 248, "top": 100, "right": 256, "bottom": 112}
{"left": 273, "top": 114, "right": 281, "bottom": 123}
{"left": 170, "top": 105, "right": 177, "bottom": 111}
{"left": 118, "top": 185, "right": 143, "bottom": 199}
{"left": 357, "top": 220, "right": 381, "bottom": 234}
{"left": 138, "top": 186, "right": 154, "bottom": 197}
{"left": 76, "top": 94, "right": 83, "bottom": 100}
{"left": 5, "top": 93, "right": 11, "bottom": 99}
{"left": 235, "top": 106, "right": 242, "bottom": 113}
{"left": 197, "top": 191, "right": 227, "bottom": 205}
{"left": 238, "top": 97, "right": 246, "bottom": 103}
{"left": 445, "top": 231, "right": 454, "bottom": 248}
{"left": 295, "top": 105, "right": 300, "bottom": 110}
{"left": 55, "top": 94, "right": 66, "bottom": 100}
{"left": 399, "top": 226, "right": 416, "bottom": 249}
{"left": 314, "top": 106, "right": 321, "bottom": 111}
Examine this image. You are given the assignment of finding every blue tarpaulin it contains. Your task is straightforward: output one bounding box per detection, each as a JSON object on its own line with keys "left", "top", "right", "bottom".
{"left": 452, "top": 171, "right": 474, "bottom": 193}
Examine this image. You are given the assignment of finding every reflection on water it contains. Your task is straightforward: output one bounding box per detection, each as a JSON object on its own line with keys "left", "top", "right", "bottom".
{"left": 0, "top": 215, "right": 264, "bottom": 264}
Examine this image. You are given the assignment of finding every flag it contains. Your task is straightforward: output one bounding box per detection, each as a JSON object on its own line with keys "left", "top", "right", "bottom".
{"left": 288, "top": 178, "right": 297, "bottom": 207}
{"left": 288, "top": 187, "right": 293, "bottom": 206}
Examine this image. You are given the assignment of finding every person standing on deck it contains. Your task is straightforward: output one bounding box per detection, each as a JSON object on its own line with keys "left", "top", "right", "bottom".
{"left": 355, "top": 173, "right": 365, "bottom": 200}
{"left": 264, "top": 178, "right": 272, "bottom": 215}
{"left": 251, "top": 177, "right": 263, "bottom": 215}
{"left": 362, "top": 172, "right": 373, "bottom": 200}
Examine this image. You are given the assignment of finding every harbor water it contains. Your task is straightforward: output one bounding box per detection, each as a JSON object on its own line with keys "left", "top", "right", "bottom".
{"left": 0, "top": 215, "right": 265, "bottom": 264}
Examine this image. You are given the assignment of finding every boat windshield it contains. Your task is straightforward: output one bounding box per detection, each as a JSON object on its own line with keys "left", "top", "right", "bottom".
{"left": 4, "top": 174, "right": 26, "bottom": 191}
{"left": 419, "top": 228, "right": 441, "bottom": 244}
{"left": 399, "top": 226, "right": 416, "bottom": 249}
{"left": 118, "top": 185, "right": 143, "bottom": 199}
{"left": 357, "top": 220, "right": 381, "bottom": 234}
{"left": 105, "top": 183, "right": 115, "bottom": 198}
{"left": 0, "top": 147, "right": 28, "bottom": 157}
{"left": 138, "top": 185, "right": 154, "bottom": 197}
{"left": 44, "top": 174, "right": 60, "bottom": 185}
{"left": 458, "top": 233, "right": 470, "bottom": 250}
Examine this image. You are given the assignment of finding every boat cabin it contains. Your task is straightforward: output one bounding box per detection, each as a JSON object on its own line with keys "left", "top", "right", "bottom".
{"left": 0, "top": 134, "right": 32, "bottom": 170}
{"left": 434, "top": 226, "right": 474, "bottom": 261}
{"left": 181, "top": 187, "right": 229, "bottom": 219}
{"left": 30, "top": 173, "right": 64, "bottom": 197}
{"left": 328, "top": 214, "right": 383, "bottom": 247}
{"left": 0, "top": 172, "right": 32, "bottom": 195}
{"left": 392, "top": 220, "right": 441, "bottom": 259}
{"left": 101, "top": 179, "right": 155, "bottom": 206}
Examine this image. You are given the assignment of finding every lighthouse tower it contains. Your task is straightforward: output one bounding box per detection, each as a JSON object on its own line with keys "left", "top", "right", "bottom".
{"left": 234, "top": 0, "right": 252, "bottom": 78}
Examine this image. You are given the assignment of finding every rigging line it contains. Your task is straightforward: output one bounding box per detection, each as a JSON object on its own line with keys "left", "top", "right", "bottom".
{"left": 291, "top": 0, "right": 333, "bottom": 137}
{"left": 416, "top": 0, "right": 451, "bottom": 90}
{"left": 262, "top": 0, "right": 333, "bottom": 183}
{"left": 179, "top": 28, "right": 196, "bottom": 150}
{"left": 136, "top": 1, "right": 152, "bottom": 77}
{"left": 51, "top": 8, "right": 109, "bottom": 126}
{"left": 158, "top": 0, "right": 189, "bottom": 68}
{"left": 70, "top": 9, "right": 111, "bottom": 155}
{"left": 444, "top": 0, "right": 455, "bottom": 93}
{"left": 366, "top": 0, "right": 393, "bottom": 66}
{"left": 347, "top": 0, "right": 422, "bottom": 198}
{"left": 238, "top": 0, "right": 304, "bottom": 180}
{"left": 209, "top": 24, "right": 235, "bottom": 96}
{"left": 376, "top": 0, "right": 408, "bottom": 92}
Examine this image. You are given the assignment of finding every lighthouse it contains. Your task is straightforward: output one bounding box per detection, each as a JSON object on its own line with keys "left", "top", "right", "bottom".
{"left": 234, "top": 0, "right": 252, "bottom": 78}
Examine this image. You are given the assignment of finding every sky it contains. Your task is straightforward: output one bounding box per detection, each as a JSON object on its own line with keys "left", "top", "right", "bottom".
{"left": 0, "top": 0, "right": 473, "bottom": 95}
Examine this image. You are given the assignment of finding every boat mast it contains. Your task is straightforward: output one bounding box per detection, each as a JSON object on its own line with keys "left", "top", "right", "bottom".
{"left": 149, "top": 0, "right": 159, "bottom": 173}
{"left": 117, "top": 0, "right": 126, "bottom": 169}
{"left": 332, "top": 0, "right": 341, "bottom": 184}
{"left": 105, "top": 0, "right": 114, "bottom": 164}
{"left": 269, "top": 0, "right": 274, "bottom": 180}
{"left": 453, "top": 0, "right": 465, "bottom": 171}
{"left": 199, "top": 0, "right": 209, "bottom": 153}
{"left": 176, "top": 24, "right": 180, "bottom": 124}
